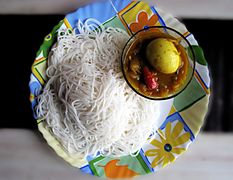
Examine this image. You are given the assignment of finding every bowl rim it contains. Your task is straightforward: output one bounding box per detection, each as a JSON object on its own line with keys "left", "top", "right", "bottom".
{"left": 121, "top": 25, "right": 196, "bottom": 101}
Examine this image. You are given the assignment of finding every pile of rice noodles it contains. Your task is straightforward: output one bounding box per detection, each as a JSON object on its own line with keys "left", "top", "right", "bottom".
{"left": 36, "top": 19, "right": 160, "bottom": 158}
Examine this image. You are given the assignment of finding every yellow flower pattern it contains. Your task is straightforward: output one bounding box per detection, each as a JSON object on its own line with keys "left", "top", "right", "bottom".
{"left": 145, "top": 121, "right": 191, "bottom": 168}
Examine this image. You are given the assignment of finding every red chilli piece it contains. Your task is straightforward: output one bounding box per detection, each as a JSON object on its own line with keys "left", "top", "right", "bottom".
{"left": 143, "top": 67, "right": 158, "bottom": 90}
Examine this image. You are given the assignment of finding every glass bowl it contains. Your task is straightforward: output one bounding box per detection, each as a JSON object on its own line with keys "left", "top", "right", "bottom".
{"left": 121, "top": 26, "right": 195, "bottom": 100}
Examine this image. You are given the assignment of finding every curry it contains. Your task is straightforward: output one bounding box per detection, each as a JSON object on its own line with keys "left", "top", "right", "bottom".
{"left": 123, "top": 31, "right": 189, "bottom": 98}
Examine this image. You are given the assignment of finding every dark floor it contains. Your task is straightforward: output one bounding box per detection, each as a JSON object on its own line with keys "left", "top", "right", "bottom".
{"left": 0, "top": 15, "right": 232, "bottom": 131}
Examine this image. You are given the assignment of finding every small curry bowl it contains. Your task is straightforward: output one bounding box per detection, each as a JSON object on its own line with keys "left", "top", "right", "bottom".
{"left": 121, "top": 26, "right": 196, "bottom": 100}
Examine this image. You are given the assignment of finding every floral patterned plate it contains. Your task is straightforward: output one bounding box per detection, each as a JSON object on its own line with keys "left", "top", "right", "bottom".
{"left": 29, "top": 0, "right": 210, "bottom": 178}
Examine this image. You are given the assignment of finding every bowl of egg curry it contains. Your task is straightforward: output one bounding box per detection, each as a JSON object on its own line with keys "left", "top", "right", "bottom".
{"left": 121, "top": 26, "right": 196, "bottom": 100}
